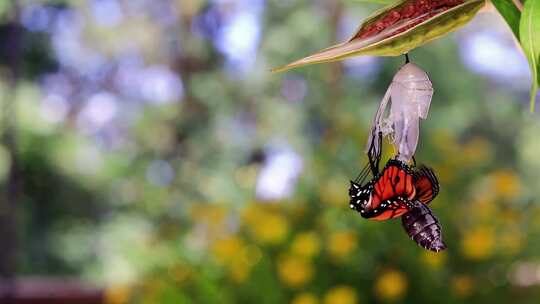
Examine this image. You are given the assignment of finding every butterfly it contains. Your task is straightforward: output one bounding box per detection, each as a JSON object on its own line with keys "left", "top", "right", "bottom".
{"left": 348, "top": 158, "right": 446, "bottom": 252}
{"left": 349, "top": 158, "right": 439, "bottom": 221}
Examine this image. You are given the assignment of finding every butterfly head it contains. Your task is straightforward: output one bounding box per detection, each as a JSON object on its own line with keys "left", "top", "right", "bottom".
{"left": 349, "top": 181, "right": 373, "bottom": 214}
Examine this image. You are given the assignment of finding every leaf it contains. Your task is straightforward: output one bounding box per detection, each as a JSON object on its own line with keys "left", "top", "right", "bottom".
{"left": 272, "top": 0, "right": 486, "bottom": 73}
{"left": 491, "top": 0, "right": 521, "bottom": 41}
{"left": 349, "top": 0, "right": 396, "bottom": 4}
{"left": 520, "top": 0, "right": 540, "bottom": 112}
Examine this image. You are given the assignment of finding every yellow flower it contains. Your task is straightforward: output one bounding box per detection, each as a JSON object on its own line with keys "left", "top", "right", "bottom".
{"left": 212, "top": 236, "right": 244, "bottom": 264}
{"left": 230, "top": 259, "right": 250, "bottom": 283}
{"left": 291, "top": 232, "right": 321, "bottom": 259}
{"left": 421, "top": 251, "right": 447, "bottom": 269}
{"left": 212, "top": 236, "right": 254, "bottom": 283}
{"left": 451, "top": 275, "right": 474, "bottom": 298}
{"left": 327, "top": 231, "right": 357, "bottom": 260}
{"left": 253, "top": 213, "right": 289, "bottom": 244}
{"left": 291, "top": 292, "right": 319, "bottom": 304}
{"left": 277, "top": 255, "right": 314, "bottom": 288}
{"left": 491, "top": 170, "right": 522, "bottom": 200}
{"left": 461, "top": 227, "right": 494, "bottom": 260}
{"left": 242, "top": 204, "right": 289, "bottom": 245}
{"left": 374, "top": 270, "right": 408, "bottom": 301}
{"left": 104, "top": 284, "right": 131, "bottom": 304}
{"left": 242, "top": 203, "right": 264, "bottom": 223}
{"left": 323, "top": 286, "right": 357, "bottom": 304}
{"left": 461, "top": 137, "right": 493, "bottom": 165}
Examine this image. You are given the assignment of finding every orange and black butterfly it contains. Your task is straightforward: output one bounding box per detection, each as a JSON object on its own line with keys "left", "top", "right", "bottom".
{"left": 348, "top": 158, "right": 446, "bottom": 252}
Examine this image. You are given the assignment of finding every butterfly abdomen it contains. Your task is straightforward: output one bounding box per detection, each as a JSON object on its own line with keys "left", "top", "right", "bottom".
{"left": 401, "top": 202, "right": 446, "bottom": 252}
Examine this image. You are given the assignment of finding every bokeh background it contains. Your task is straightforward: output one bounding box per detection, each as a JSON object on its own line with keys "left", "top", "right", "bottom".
{"left": 0, "top": 0, "right": 539, "bottom": 303}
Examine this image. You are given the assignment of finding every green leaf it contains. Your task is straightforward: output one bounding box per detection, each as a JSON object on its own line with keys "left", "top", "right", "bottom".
{"left": 520, "top": 0, "right": 540, "bottom": 112}
{"left": 491, "top": 0, "right": 522, "bottom": 41}
{"left": 272, "top": 0, "right": 485, "bottom": 73}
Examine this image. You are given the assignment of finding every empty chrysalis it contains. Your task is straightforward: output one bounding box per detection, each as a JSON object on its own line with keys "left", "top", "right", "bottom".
{"left": 367, "top": 62, "right": 433, "bottom": 162}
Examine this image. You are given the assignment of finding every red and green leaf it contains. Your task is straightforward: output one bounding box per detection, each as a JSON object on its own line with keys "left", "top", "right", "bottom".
{"left": 273, "top": 0, "right": 485, "bottom": 73}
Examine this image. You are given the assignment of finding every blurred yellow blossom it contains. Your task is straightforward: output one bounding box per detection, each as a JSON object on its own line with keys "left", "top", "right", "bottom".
{"left": 374, "top": 269, "right": 408, "bottom": 301}
{"left": 242, "top": 203, "right": 264, "bottom": 224}
{"left": 212, "top": 236, "right": 245, "bottom": 264}
{"left": 323, "top": 286, "right": 358, "bottom": 304}
{"left": 461, "top": 227, "right": 495, "bottom": 260}
{"left": 491, "top": 170, "right": 522, "bottom": 200}
{"left": 451, "top": 275, "right": 474, "bottom": 298}
{"left": 291, "top": 232, "right": 321, "bottom": 259}
{"left": 461, "top": 137, "right": 493, "bottom": 165}
{"left": 212, "top": 236, "right": 254, "bottom": 283}
{"left": 278, "top": 255, "right": 314, "bottom": 288}
{"left": 230, "top": 259, "right": 250, "bottom": 283}
{"left": 327, "top": 230, "right": 357, "bottom": 260}
{"left": 242, "top": 204, "right": 290, "bottom": 245}
{"left": 291, "top": 292, "right": 319, "bottom": 304}
{"left": 105, "top": 284, "right": 131, "bottom": 304}
{"left": 421, "top": 251, "right": 447, "bottom": 269}
{"left": 254, "top": 213, "right": 289, "bottom": 244}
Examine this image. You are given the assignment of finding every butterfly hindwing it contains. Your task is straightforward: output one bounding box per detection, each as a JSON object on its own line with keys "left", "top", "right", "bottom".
{"left": 413, "top": 165, "right": 439, "bottom": 205}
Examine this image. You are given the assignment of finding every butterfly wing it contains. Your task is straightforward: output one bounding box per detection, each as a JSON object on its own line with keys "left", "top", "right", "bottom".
{"left": 362, "top": 160, "right": 416, "bottom": 221}
{"left": 371, "top": 159, "right": 416, "bottom": 207}
{"left": 414, "top": 166, "right": 439, "bottom": 205}
{"left": 368, "top": 197, "right": 413, "bottom": 221}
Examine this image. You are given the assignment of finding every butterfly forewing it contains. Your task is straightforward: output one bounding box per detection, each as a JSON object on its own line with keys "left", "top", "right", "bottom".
{"left": 350, "top": 159, "right": 417, "bottom": 221}
{"left": 371, "top": 159, "right": 416, "bottom": 209}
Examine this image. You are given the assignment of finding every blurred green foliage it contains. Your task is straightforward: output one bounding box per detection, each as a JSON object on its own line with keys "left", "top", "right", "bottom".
{"left": 1, "top": 1, "right": 540, "bottom": 304}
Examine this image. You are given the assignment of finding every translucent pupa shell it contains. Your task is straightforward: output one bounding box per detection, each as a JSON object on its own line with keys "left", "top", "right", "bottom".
{"left": 367, "top": 63, "right": 433, "bottom": 162}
